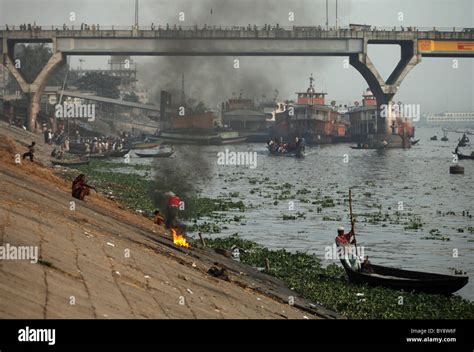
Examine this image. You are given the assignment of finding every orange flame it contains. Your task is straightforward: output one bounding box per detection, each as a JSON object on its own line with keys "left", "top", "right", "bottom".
{"left": 171, "top": 228, "right": 190, "bottom": 248}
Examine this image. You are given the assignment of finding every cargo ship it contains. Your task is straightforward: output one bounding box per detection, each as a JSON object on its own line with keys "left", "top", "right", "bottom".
{"left": 272, "top": 75, "right": 348, "bottom": 144}
{"left": 157, "top": 110, "right": 246, "bottom": 145}
{"left": 155, "top": 81, "right": 246, "bottom": 145}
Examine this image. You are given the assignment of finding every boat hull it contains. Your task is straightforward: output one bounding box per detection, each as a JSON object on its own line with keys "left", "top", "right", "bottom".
{"left": 134, "top": 151, "right": 174, "bottom": 158}
{"left": 340, "top": 259, "right": 468, "bottom": 295}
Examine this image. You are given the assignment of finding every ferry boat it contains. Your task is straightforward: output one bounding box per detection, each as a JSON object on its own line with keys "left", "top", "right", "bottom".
{"left": 272, "top": 75, "right": 348, "bottom": 144}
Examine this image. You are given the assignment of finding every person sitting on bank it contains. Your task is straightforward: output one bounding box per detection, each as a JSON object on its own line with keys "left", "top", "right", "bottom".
{"left": 22, "top": 142, "right": 36, "bottom": 162}
{"left": 72, "top": 174, "right": 96, "bottom": 201}
{"left": 153, "top": 210, "right": 165, "bottom": 226}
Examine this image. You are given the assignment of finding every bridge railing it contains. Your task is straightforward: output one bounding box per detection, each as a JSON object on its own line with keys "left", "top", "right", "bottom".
{"left": 0, "top": 24, "right": 472, "bottom": 32}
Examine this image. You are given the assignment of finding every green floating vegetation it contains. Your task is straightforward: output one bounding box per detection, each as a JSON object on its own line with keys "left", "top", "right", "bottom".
{"left": 206, "top": 235, "right": 474, "bottom": 319}
{"left": 404, "top": 215, "right": 424, "bottom": 230}
{"left": 314, "top": 196, "right": 335, "bottom": 208}
{"left": 186, "top": 197, "right": 246, "bottom": 218}
{"left": 421, "top": 229, "right": 450, "bottom": 241}
{"left": 186, "top": 221, "right": 221, "bottom": 233}
{"left": 282, "top": 212, "right": 306, "bottom": 220}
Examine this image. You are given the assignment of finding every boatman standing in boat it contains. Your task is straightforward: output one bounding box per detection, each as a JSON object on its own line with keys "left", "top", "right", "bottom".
{"left": 335, "top": 222, "right": 356, "bottom": 247}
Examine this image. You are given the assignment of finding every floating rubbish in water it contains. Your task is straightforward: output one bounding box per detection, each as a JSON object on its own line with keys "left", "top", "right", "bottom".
{"left": 356, "top": 293, "right": 364, "bottom": 297}
{"left": 186, "top": 289, "right": 193, "bottom": 295}
{"left": 144, "top": 275, "right": 151, "bottom": 279}
{"left": 106, "top": 242, "right": 115, "bottom": 247}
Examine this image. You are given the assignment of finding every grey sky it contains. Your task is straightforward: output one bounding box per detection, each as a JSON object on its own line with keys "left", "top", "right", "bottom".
{"left": 1, "top": 0, "right": 473, "bottom": 113}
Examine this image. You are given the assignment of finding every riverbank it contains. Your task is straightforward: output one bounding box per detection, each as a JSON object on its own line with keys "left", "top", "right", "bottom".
{"left": 0, "top": 122, "right": 335, "bottom": 319}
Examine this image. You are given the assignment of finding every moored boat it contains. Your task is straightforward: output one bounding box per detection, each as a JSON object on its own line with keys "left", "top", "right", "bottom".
{"left": 131, "top": 142, "right": 160, "bottom": 149}
{"left": 134, "top": 151, "right": 174, "bottom": 158}
{"left": 339, "top": 257, "right": 468, "bottom": 295}
{"left": 455, "top": 151, "right": 474, "bottom": 160}
{"left": 107, "top": 149, "right": 130, "bottom": 157}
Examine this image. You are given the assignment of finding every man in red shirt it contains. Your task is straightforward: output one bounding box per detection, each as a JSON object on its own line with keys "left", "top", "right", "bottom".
{"left": 335, "top": 224, "right": 356, "bottom": 247}
{"left": 165, "top": 191, "right": 181, "bottom": 229}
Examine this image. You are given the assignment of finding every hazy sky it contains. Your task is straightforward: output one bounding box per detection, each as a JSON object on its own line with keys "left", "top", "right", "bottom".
{"left": 1, "top": 0, "right": 473, "bottom": 113}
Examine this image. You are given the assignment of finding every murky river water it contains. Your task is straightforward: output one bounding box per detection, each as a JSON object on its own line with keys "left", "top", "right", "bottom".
{"left": 124, "top": 126, "right": 474, "bottom": 300}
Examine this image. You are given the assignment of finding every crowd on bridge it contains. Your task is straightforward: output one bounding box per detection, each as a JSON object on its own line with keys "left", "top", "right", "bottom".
{"left": 4, "top": 23, "right": 456, "bottom": 33}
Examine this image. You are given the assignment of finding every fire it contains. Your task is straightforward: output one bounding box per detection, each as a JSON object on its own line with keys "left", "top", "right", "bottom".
{"left": 171, "top": 228, "right": 190, "bottom": 248}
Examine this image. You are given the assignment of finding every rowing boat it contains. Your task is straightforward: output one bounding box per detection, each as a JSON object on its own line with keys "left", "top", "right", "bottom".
{"left": 268, "top": 146, "right": 305, "bottom": 158}
{"left": 455, "top": 151, "right": 474, "bottom": 160}
{"left": 339, "top": 256, "right": 468, "bottom": 295}
{"left": 134, "top": 151, "right": 174, "bottom": 158}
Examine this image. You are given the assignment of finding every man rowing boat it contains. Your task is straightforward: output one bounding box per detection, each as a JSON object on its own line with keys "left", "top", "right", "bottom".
{"left": 335, "top": 217, "right": 373, "bottom": 273}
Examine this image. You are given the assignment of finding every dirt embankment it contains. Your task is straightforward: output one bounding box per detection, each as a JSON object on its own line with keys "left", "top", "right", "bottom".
{"left": 0, "top": 122, "right": 339, "bottom": 319}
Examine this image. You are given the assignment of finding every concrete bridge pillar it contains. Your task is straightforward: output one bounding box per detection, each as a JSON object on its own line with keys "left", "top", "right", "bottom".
{"left": 2, "top": 48, "right": 64, "bottom": 131}
{"left": 350, "top": 40, "right": 422, "bottom": 137}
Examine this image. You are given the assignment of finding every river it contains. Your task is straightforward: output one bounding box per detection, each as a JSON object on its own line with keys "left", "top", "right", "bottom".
{"left": 125, "top": 126, "right": 474, "bottom": 300}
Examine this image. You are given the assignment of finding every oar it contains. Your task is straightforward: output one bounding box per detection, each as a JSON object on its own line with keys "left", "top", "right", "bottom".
{"left": 349, "top": 189, "right": 358, "bottom": 256}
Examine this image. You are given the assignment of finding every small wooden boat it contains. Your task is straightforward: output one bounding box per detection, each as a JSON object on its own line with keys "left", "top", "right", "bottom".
{"left": 430, "top": 136, "right": 437, "bottom": 141}
{"left": 107, "top": 149, "right": 130, "bottom": 157}
{"left": 51, "top": 157, "right": 90, "bottom": 167}
{"left": 410, "top": 139, "right": 420, "bottom": 146}
{"left": 350, "top": 146, "right": 370, "bottom": 150}
{"left": 441, "top": 136, "right": 449, "bottom": 141}
{"left": 131, "top": 142, "right": 160, "bottom": 150}
{"left": 455, "top": 151, "right": 474, "bottom": 160}
{"left": 340, "top": 257, "right": 468, "bottom": 295}
{"left": 268, "top": 146, "right": 305, "bottom": 158}
{"left": 135, "top": 151, "right": 174, "bottom": 158}
{"left": 88, "top": 153, "right": 109, "bottom": 159}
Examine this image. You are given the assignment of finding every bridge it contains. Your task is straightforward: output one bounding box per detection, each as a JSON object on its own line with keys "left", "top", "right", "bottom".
{"left": 2, "top": 25, "right": 474, "bottom": 133}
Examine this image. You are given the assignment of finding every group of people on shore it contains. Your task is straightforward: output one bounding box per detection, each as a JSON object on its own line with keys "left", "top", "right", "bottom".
{"left": 42, "top": 126, "right": 70, "bottom": 159}
{"left": 76, "top": 135, "right": 126, "bottom": 154}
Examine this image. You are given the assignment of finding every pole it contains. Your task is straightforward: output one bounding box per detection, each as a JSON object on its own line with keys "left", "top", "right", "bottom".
{"left": 349, "top": 189, "right": 358, "bottom": 256}
{"left": 336, "top": 0, "right": 338, "bottom": 29}
{"left": 134, "top": 0, "right": 139, "bottom": 28}
{"left": 326, "top": 0, "right": 329, "bottom": 29}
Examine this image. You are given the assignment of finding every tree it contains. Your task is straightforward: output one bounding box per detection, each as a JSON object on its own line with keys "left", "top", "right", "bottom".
{"left": 75, "top": 72, "right": 121, "bottom": 99}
